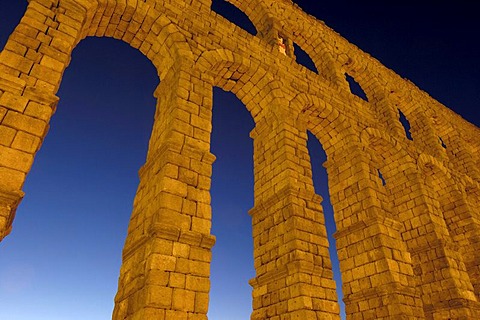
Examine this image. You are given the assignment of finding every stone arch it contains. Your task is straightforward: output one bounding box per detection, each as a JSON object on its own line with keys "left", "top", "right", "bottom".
{"left": 290, "top": 29, "right": 337, "bottom": 79}
{"left": 84, "top": 1, "right": 194, "bottom": 80}
{"left": 465, "top": 181, "right": 480, "bottom": 216}
{"left": 195, "top": 47, "right": 315, "bottom": 195}
{"left": 392, "top": 93, "right": 424, "bottom": 132}
{"left": 465, "top": 182, "right": 480, "bottom": 259}
{"left": 359, "top": 127, "right": 479, "bottom": 318}
{"left": 339, "top": 61, "right": 367, "bottom": 92}
{"left": 299, "top": 99, "right": 426, "bottom": 318}
{"left": 210, "top": 0, "right": 258, "bottom": 36}
{"left": 467, "top": 142, "right": 480, "bottom": 172}
{"left": 334, "top": 52, "right": 426, "bottom": 139}
{"left": 335, "top": 51, "right": 380, "bottom": 100}
{"left": 1, "top": 0, "right": 479, "bottom": 318}
{"left": 418, "top": 153, "right": 451, "bottom": 179}
{"left": 377, "top": 87, "right": 418, "bottom": 139}
{"left": 359, "top": 127, "right": 419, "bottom": 221}
{"left": 277, "top": 13, "right": 343, "bottom": 85}
{"left": 22, "top": 0, "right": 101, "bottom": 46}
{"left": 229, "top": 0, "right": 343, "bottom": 86}
{"left": 296, "top": 92, "right": 364, "bottom": 222}
{"left": 292, "top": 91, "right": 361, "bottom": 201}
{"left": 2, "top": 0, "right": 192, "bottom": 95}
{"left": 462, "top": 126, "right": 480, "bottom": 166}
{"left": 224, "top": 0, "right": 271, "bottom": 38}
{"left": 295, "top": 92, "right": 358, "bottom": 160}
{"left": 385, "top": 88, "right": 448, "bottom": 157}
{"left": 1, "top": 2, "right": 218, "bottom": 319}
{"left": 359, "top": 128, "right": 429, "bottom": 227}
{"left": 417, "top": 154, "right": 480, "bottom": 299}
{"left": 195, "top": 49, "right": 347, "bottom": 319}
{"left": 195, "top": 48, "right": 281, "bottom": 122}
{"left": 360, "top": 126, "right": 413, "bottom": 162}
{"left": 430, "top": 111, "right": 480, "bottom": 179}
{"left": 360, "top": 127, "right": 479, "bottom": 318}
{"left": 291, "top": 92, "right": 362, "bottom": 317}
{"left": 0, "top": 0, "right": 194, "bottom": 234}
{"left": 360, "top": 127, "right": 413, "bottom": 160}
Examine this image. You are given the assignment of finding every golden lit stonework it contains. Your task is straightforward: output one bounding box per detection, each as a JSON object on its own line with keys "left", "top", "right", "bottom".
{"left": 1, "top": 0, "right": 479, "bottom": 319}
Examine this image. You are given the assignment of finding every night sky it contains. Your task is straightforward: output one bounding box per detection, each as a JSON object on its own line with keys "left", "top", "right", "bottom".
{"left": 0, "top": 1, "right": 479, "bottom": 320}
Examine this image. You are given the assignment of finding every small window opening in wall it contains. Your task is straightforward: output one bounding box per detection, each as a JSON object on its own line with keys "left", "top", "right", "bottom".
{"left": 378, "top": 169, "right": 386, "bottom": 186}
{"left": 293, "top": 43, "right": 318, "bottom": 74}
{"left": 211, "top": 0, "right": 257, "bottom": 36}
{"left": 345, "top": 73, "right": 368, "bottom": 102}
{"left": 439, "top": 137, "right": 447, "bottom": 149}
{"left": 398, "top": 109, "right": 413, "bottom": 141}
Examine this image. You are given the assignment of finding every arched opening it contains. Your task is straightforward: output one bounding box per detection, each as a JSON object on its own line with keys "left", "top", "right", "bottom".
{"left": 431, "top": 116, "right": 479, "bottom": 178}
{"left": 211, "top": 0, "right": 257, "bottom": 36}
{"left": 345, "top": 73, "right": 368, "bottom": 101}
{"left": 439, "top": 136, "right": 447, "bottom": 149}
{"left": 293, "top": 42, "right": 319, "bottom": 74}
{"left": 0, "top": 37, "right": 158, "bottom": 319}
{"left": 398, "top": 109, "right": 413, "bottom": 141}
{"left": 208, "top": 87, "right": 255, "bottom": 319}
{"left": 306, "top": 131, "right": 345, "bottom": 319}
{"left": 377, "top": 168, "right": 387, "bottom": 186}
{"left": 421, "top": 163, "right": 480, "bottom": 299}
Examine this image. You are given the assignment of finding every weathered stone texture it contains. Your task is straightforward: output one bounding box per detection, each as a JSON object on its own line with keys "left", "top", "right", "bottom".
{"left": 1, "top": 0, "right": 479, "bottom": 319}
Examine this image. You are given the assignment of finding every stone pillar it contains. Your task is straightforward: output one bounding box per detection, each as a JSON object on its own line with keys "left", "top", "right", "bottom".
{"left": 325, "top": 147, "right": 425, "bottom": 319}
{"left": 393, "top": 164, "right": 480, "bottom": 319}
{"left": 409, "top": 112, "right": 447, "bottom": 160}
{"left": 455, "top": 139, "right": 480, "bottom": 180}
{"left": 0, "top": 190, "right": 24, "bottom": 241}
{"left": 371, "top": 97, "right": 405, "bottom": 139}
{"left": 112, "top": 68, "right": 216, "bottom": 320}
{"left": 248, "top": 107, "right": 340, "bottom": 320}
{"left": 417, "top": 162, "right": 480, "bottom": 305}
{"left": 444, "top": 188, "right": 480, "bottom": 301}
{"left": 465, "top": 186, "right": 480, "bottom": 298}
{"left": 0, "top": 0, "right": 85, "bottom": 240}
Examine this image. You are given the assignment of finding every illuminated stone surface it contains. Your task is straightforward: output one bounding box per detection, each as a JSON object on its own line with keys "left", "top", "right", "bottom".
{"left": 1, "top": 0, "right": 480, "bottom": 319}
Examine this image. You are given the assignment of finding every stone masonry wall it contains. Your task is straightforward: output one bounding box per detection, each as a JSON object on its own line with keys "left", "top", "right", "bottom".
{"left": 1, "top": 0, "right": 479, "bottom": 319}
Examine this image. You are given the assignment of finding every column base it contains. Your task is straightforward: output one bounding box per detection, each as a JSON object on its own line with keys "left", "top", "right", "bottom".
{"left": 113, "top": 222, "right": 216, "bottom": 320}
{"left": 424, "top": 298, "right": 480, "bottom": 320}
{"left": 0, "top": 189, "right": 24, "bottom": 241}
{"left": 249, "top": 260, "right": 340, "bottom": 320}
{"left": 335, "top": 215, "right": 425, "bottom": 319}
{"left": 344, "top": 284, "right": 424, "bottom": 319}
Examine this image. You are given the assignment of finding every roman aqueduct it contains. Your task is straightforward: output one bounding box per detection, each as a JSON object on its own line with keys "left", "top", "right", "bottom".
{"left": 1, "top": 0, "right": 480, "bottom": 318}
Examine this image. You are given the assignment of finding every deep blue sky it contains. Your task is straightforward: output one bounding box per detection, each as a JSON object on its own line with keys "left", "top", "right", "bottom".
{"left": 0, "top": 2, "right": 479, "bottom": 320}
